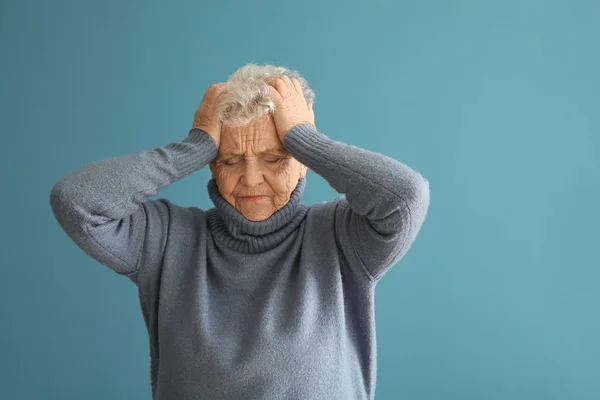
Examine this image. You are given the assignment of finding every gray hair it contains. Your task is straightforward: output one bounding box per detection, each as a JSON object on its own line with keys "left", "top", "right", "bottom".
{"left": 215, "top": 63, "right": 315, "bottom": 128}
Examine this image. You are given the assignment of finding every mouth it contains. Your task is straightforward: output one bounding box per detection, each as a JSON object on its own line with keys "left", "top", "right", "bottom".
{"left": 240, "top": 196, "right": 265, "bottom": 200}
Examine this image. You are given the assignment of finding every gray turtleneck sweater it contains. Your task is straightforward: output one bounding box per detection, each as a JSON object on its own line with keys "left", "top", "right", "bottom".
{"left": 49, "top": 123, "right": 430, "bottom": 400}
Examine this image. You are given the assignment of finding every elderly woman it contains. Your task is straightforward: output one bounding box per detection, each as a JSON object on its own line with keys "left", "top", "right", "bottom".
{"left": 50, "top": 64, "right": 430, "bottom": 400}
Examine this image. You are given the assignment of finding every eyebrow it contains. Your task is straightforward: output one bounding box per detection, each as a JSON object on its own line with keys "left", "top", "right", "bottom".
{"left": 220, "top": 149, "right": 288, "bottom": 157}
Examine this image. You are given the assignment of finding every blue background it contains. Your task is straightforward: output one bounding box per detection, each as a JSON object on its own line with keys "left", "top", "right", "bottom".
{"left": 1, "top": 0, "right": 599, "bottom": 399}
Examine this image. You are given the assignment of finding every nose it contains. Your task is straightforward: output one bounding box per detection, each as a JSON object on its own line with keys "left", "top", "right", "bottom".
{"left": 241, "top": 160, "right": 264, "bottom": 187}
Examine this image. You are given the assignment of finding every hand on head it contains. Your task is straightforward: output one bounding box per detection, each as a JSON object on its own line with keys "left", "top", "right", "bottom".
{"left": 192, "top": 82, "right": 228, "bottom": 148}
{"left": 192, "top": 76, "right": 315, "bottom": 148}
{"left": 263, "top": 75, "right": 315, "bottom": 142}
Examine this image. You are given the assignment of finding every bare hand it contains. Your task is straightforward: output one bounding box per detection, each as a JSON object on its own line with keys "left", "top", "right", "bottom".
{"left": 192, "top": 82, "right": 228, "bottom": 148}
{"left": 264, "top": 76, "right": 315, "bottom": 142}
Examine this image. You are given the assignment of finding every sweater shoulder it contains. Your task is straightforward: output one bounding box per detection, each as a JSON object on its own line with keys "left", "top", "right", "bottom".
{"left": 302, "top": 197, "right": 344, "bottom": 240}
{"left": 135, "top": 198, "right": 208, "bottom": 291}
{"left": 304, "top": 198, "right": 338, "bottom": 223}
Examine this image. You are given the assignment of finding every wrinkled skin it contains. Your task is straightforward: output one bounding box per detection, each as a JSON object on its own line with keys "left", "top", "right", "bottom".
{"left": 209, "top": 113, "right": 308, "bottom": 222}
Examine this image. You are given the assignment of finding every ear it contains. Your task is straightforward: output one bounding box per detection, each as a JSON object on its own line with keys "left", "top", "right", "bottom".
{"left": 299, "top": 163, "right": 308, "bottom": 179}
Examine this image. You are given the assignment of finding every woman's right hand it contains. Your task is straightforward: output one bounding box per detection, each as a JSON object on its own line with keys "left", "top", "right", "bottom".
{"left": 192, "top": 82, "right": 228, "bottom": 148}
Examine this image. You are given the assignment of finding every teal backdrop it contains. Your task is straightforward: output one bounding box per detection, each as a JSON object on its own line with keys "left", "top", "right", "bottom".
{"left": 1, "top": 0, "right": 599, "bottom": 399}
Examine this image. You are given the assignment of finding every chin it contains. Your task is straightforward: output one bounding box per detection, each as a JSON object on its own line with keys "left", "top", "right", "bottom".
{"left": 245, "top": 214, "right": 272, "bottom": 222}
{"left": 242, "top": 210, "right": 274, "bottom": 222}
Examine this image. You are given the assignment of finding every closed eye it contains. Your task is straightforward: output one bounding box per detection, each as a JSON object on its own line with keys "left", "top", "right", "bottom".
{"left": 222, "top": 157, "right": 286, "bottom": 166}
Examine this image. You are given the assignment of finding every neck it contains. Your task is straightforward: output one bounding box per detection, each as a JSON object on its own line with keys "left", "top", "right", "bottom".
{"left": 206, "top": 177, "right": 309, "bottom": 253}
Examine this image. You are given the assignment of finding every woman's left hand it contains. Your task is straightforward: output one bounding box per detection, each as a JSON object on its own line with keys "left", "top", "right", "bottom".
{"left": 264, "top": 75, "right": 315, "bottom": 142}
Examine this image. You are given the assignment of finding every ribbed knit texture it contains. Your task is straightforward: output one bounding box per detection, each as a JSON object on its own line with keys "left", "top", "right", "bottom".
{"left": 206, "top": 177, "right": 309, "bottom": 253}
{"left": 50, "top": 123, "right": 430, "bottom": 400}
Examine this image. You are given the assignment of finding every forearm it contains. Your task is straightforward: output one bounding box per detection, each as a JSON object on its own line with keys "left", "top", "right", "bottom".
{"left": 283, "top": 123, "right": 429, "bottom": 219}
{"left": 50, "top": 128, "right": 217, "bottom": 228}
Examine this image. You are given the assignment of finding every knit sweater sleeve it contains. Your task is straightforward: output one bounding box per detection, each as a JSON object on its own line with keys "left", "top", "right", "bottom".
{"left": 49, "top": 128, "right": 218, "bottom": 284}
{"left": 283, "top": 123, "right": 430, "bottom": 283}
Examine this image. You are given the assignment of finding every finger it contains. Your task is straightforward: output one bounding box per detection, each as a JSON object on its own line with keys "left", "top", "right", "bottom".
{"left": 265, "top": 76, "right": 287, "bottom": 91}
{"left": 290, "top": 78, "right": 311, "bottom": 110}
{"left": 211, "top": 82, "right": 228, "bottom": 91}
{"left": 291, "top": 77, "right": 303, "bottom": 95}
{"left": 274, "top": 75, "right": 293, "bottom": 97}
{"left": 264, "top": 76, "right": 281, "bottom": 96}
{"left": 265, "top": 76, "right": 289, "bottom": 103}
{"left": 209, "top": 82, "right": 228, "bottom": 99}
{"left": 267, "top": 85, "right": 284, "bottom": 106}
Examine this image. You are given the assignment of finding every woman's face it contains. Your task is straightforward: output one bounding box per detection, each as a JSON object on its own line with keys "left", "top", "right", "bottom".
{"left": 209, "top": 114, "right": 307, "bottom": 222}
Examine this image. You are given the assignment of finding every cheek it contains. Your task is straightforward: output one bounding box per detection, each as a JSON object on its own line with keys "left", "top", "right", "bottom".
{"left": 272, "top": 165, "right": 295, "bottom": 193}
{"left": 214, "top": 163, "right": 296, "bottom": 195}
{"left": 215, "top": 167, "right": 237, "bottom": 192}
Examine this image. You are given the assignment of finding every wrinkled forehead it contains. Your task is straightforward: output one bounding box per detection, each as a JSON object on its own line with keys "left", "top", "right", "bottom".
{"left": 220, "top": 115, "right": 287, "bottom": 156}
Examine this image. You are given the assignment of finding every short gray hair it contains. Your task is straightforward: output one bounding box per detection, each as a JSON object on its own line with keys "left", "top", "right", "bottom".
{"left": 215, "top": 63, "right": 315, "bottom": 128}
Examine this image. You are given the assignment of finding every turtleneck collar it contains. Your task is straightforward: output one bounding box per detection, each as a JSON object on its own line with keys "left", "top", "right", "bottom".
{"left": 206, "top": 177, "right": 309, "bottom": 254}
